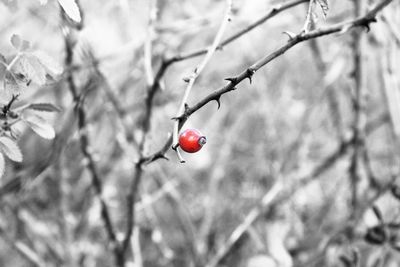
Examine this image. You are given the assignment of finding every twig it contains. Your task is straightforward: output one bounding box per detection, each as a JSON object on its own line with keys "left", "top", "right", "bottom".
{"left": 303, "top": 0, "right": 317, "bottom": 33}
{"left": 168, "top": 0, "right": 308, "bottom": 64}
{"left": 381, "top": 14, "right": 400, "bottom": 45}
{"left": 205, "top": 111, "right": 389, "bottom": 267}
{"left": 121, "top": 0, "right": 162, "bottom": 258}
{"left": 0, "top": 225, "right": 46, "bottom": 267}
{"left": 308, "top": 39, "right": 344, "bottom": 139}
{"left": 142, "top": 0, "right": 394, "bottom": 163}
{"left": 348, "top": 0, "right": 367, "bottom": 219}
{"left": 144, "top": 0, "right": 157, "bottom": 87}
{"left": 62, "top": 22, "right": 122, "bottom": 266}
{"left": 131, "top": 226, "right": 143, "bottom": 267}
{"left": 171, "top": 0, "right": 233, "bottom": 156}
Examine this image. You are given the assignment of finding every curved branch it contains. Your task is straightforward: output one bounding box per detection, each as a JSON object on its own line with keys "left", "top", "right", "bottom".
{"left": 144, "top": 0, "right": 394, "bottom": 163}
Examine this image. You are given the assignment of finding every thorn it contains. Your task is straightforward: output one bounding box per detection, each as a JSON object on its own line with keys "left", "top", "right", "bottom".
{"left": 171, "top": 116, "right": 182, "bottom": 121}
{"left": 215, "top": 96, "right": 221, "bottom": 109}
{"left": 282, "top": 31, "right": 296, "bottom": 41}
{"left": 160, "top": 155, "right": 169, "bottom": 161}
{"left": 362, "top": 24, "right": 371, "bottom": 32}
{"left": 183, "top": 77, "right": 190, "bottom": 83}
{"left": 184, "top": 103, "right": 190, "bottom": 113}
{"left": 246, "top": 68, "right": 255, "bottom": 84}
{"left": 172, "top": 143, "right": 179, "bottom": 150}
{"left": 225, "top": 77, "right": 237, "bottom": 83}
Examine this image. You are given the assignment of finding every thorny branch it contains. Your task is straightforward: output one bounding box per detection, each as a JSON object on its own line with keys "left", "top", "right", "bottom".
{"left": 0, "top": 224, "right": 45, "bottom": 267}
{"left": 172, "top": 0, "right": 233, "bottom": 162}
{"left": 147, "top": 0, "right": 308, "bottom": 101}
{"left": 143, "top": 0, "right": 394, "bottom": 164}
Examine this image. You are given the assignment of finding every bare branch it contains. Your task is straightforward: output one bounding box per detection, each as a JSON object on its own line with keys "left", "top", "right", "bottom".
{"left": 142, "top": 0, "right": 394, "bottom": 163}
{"left": 172, "top": 0, "right": 233, "bottom": 153}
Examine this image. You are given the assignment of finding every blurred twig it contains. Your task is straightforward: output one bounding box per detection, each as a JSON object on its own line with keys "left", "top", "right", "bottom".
{"left": 0, "top": 224, "right": 46, "bottom": 267}
{"left": 62, "top": 25, "right": 122, "bottom": 266}
{"left": 348, "top": 0, "right": 367, "bottom": 219}
{"left": 205, "top": 112, "right": 389, "bottom": 267}
{"left": 381, "top": 14, "right": 400, "bottom": 45}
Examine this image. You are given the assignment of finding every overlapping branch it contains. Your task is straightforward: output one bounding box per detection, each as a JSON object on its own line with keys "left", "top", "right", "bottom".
{"left": 143, "top": 0, "right": 394, "bottom": 164}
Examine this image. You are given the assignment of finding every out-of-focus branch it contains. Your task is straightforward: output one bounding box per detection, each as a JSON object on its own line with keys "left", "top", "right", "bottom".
{"left": 0, "top": 225, "right": 46, "bottom": 267}
{"left": 143, "top": 0, "right": 394, "bottom": 164}
{"left": 348, "top": 0, "right": 367, "bottom": 218}
{"left": 121, "top": 0, "right": 161, "bottom": 258}
{"left": 205, "top": 112, "right": 389, "bottom": 267}
{"left": 302, "top": 0, "right": 316, "bottom": 33}
{"left": 308, "top": 38, "right": 344, "bottom": 139}
{"left": 62, "top": 26, "right": 122, "bottom": 267}
{"left": 381, "top": 14, "right": 400, "bottom": 45}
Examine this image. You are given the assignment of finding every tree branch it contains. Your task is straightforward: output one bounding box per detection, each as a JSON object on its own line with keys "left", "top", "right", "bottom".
{"left": 62, "top": 21, "right": 122, "bottom": 267}
{"left": 144, "top": 0, "right": 394, "bottom": 163}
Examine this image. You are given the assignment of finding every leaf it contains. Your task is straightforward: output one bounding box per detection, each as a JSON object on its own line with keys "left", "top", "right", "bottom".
{"left": 14, "top": 54, "right": 47, "bottom": 86}
{"left": 23, "top": 114, "right": 56, "bottom": 139}
{"left": 0, "top": 137, "right": 23, "bottom": 162}
{"left": 10, "top": 34, "right": 21, "bottom": 50}
{"left": 10, "top": 35, "right": 30, "bottom": 51}
{"left": 12, "top": 53, "right": 62, "bottom": 86}
{"left": 0, "top": 53, "right": 6, "bottom": 80}
{"left": 4, "top": 71, "right": 20, "bottom": 93}
{"left": 26, "top": 103, "right": 61, "bottom": 113}
{"left": 58, "top": 0, "right": 81, "bottom": 23}
{"left": 317, "top": 0, "right": 329, "bottom": 18}
{"left": 33, "top": 51, "right": 63, "bottom": 76}
{"left": 0, "top": 89, "right": 12, "bottom": 105}
{"left": 0, "top": 153, "right": 4, "bottom": 179}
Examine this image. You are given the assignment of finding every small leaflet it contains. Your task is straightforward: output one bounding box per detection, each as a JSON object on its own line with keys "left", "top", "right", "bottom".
{"left": 23, "top": 113, "right": 56, "bottom": 140}
{"left": 0, "top": 153, "right": 4, "bottom": 179}
{"left": 58, "top": 0, "right": 82, "bottom": 23}
{"left": 317, "top": 0, "right": 329, "bottom": 18}
{"left": 0, "top": 137, "right": 23, "bottom": 162}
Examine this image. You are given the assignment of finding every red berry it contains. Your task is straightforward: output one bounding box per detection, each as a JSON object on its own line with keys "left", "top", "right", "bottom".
{"left": 178, "top": 129, "right": 206, "bottom": 153}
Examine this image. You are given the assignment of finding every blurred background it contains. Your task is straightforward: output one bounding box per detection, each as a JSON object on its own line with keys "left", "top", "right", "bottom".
{"left": 0, "top": 0, "right": 400, "bottom": 266}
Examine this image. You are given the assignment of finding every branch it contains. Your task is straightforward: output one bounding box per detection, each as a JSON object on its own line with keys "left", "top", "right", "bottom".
{"left": 172, "top": 0, "right": 233, "bottom": 159}
{"left": 205, "top": 111, "right": 389, "bottom": 267}
{"left": 0, "top": 230, "right": 46, "bottom": 267}
{"left": 143, "top": 0, "right": 394, "bottom": 163}
{"left": 121, "top": 0, "right": 162, "bottom": 257}
{"left": 148, "top": 0, "right": 308, "bottom": 104}
{"left": 62, "top": 20, "right": 122, "bottom": 267}
{"left": 302, "top": 0, "right": 316, "bottom": 33}
{"left": 348, "top": 0, "right": 367, "bottom": 219}
{"left": 168, "top": 0, "right": 308, "bottom": 64}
